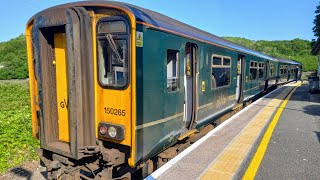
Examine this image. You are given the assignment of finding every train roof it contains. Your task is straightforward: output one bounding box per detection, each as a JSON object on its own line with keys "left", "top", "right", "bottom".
{"left": 122, "top": 2, "right": 277, "bottom": 61}
{"left": 277, "top": 58, "right": 301, "bottom": 65}
{"left": 28, "top": 1, "right": 277, "bottom": 61}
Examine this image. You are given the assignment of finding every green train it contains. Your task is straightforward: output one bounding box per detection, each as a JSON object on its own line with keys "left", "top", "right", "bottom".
{"left": 26, "top": 1, "right": 302, "bottom": 179}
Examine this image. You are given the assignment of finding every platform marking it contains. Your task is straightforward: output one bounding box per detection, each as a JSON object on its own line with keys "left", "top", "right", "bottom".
{"left": 199, "top": 83, "right": 299, "bottom": 180}
{"left": 242, "top": 83, "right": 302, "bottom": 180}
{"left": 146, "top": 85, "right": 287, "bottom": 180}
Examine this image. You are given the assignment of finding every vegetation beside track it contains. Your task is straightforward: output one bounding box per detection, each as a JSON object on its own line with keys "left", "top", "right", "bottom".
{"left": 224, "top": 37, "right": 317, "bottom": 72}
{"left": 0, "top": 80, "right": 39, "bottom": 174}
{"left": 0, "top": 35, "right": 28, "bottom": 80}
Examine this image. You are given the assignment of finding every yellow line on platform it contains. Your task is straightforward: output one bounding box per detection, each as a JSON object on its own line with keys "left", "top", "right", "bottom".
{"left": 242, "top": 83, "right": 302, "bottom": 180}
{"left": 200, "top": 82, "right": 301, "bottom": 180}
{"left": 200, "top": 88, "right": 290, "bottom": 179}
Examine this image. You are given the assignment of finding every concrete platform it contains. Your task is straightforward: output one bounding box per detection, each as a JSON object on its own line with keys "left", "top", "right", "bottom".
{"left": 254, "top": 83, "right": 320, "bottom": 179}
{"left": 147, "top": 82, "right": 319, "bottom": 180}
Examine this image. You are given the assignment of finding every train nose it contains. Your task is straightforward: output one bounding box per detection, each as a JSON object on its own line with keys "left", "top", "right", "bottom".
{"left": 30, "top": 7, "right": 96, "bottom": 159}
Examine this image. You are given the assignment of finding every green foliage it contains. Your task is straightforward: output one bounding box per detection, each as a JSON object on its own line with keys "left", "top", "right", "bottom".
{"left": 224, "top": 37, "right": 317, "bottom": 72}
{"left": 313, "top": 2, "right": 320, "bottom": 39}
{"left": 0, "top": 35, "right": 28, "bottom": 80}
{"left": 0, "top": 81, "right": 39, "bottom": 174}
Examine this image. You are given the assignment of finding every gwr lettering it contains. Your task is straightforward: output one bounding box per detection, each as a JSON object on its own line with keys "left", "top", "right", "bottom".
{"left": 60, "top": 99, "right": 69, "bottom": 109}
{"left": 104, "top": 107, "right": 126, "bottom": 117}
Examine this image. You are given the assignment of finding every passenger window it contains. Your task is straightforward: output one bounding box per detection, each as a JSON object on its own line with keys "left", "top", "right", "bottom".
{"left": 270, "top": 64, "right": 274, "bottom": 77}
{"left": 258, "top": 62, "right": 264, "bottom": 79}
{"left": 213, "top": 57, "right": 222, "bottom": 65}
{"left": 97, "top": 18, "right": 129, "bottom": 88}
{"left": 284, "top": 66, "right": 287, "bottom": 74}
{"left": 167, "top": 50, "right": 180, "bottom": 92}
{"left": 211, "top": 55, "right": 231, "bottom": 89}
{"left": 249, "top": 61, "right": 258, "bottom": 80}
{"left": 223, "top": 58, "right": 231, "bottom": 66}
{"left": 281, "top": 65, "right": 287, "bottom": 75}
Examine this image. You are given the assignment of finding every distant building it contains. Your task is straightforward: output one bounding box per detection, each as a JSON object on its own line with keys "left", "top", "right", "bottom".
{"left": 312, "top": 41, "right": 320, "bottom": 77}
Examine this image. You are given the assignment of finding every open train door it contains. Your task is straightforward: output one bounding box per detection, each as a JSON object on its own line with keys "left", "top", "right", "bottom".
{"left": 236, "top": 55, "right": 245, "bottom": 103}
{"left": 265, "top": 60, "right": 269, "bottom": 90}
{"left": 31, "top": 7, "right": 96, "bottom": 159}
{"left": 184, "top": 43, "right": 197, "bottom": 129}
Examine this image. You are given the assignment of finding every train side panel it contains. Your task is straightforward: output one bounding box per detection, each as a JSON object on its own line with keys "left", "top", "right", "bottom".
{"left": 196, "top": 43, "right": 238, "bottom": 127}
{"left": 135, "top": 25, "right": 186, "bottom": 162}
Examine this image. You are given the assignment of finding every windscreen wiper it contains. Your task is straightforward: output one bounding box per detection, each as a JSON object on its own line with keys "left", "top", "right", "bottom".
{"left": 105, "top": 34, "right": 123, "bottom": 64}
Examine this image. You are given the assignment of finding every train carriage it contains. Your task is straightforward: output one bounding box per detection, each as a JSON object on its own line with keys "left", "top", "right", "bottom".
{"left": 277, "top": 58, "right": 300, "bottom": 83}
{"left": 26, "top": 1, "right": 301, "bottom": 179}
{"left": 242, "top": 56, "right": 273, "bottom": 101}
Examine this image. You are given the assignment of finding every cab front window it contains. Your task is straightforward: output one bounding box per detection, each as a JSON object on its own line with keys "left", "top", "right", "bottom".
{"left": 97, "top": 17, "right": 130, "bottom": 89}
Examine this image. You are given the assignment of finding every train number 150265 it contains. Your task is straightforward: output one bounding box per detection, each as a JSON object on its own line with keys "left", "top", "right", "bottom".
{"left": 104, "top": 107, "right": 126, "bottom": 117}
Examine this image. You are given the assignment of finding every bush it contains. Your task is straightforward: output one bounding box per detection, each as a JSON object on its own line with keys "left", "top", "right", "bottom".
{"left": 0, "top": 81, "right": 39, "bottom": 174}
{"left": 0, "top": 35, "right": 28, "bottom": 79}
{"left": 224, "top": 37, "right": 317, "bottom": 72}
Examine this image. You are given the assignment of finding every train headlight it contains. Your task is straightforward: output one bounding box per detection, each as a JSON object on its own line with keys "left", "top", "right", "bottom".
{"left": 99, "top": 125, "right": 108, "bottom": 135}
{"left": 98, "top": 123, "right": 125, "bottom": 141}
{"left": 108, "top": 126, "right": 117, "bottom": 138}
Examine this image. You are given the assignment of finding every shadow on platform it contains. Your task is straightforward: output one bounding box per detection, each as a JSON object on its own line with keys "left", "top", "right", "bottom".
{"left": 303, "top": 105, "right": 320, "bottom": 117}
{"left": 314, "top": 131, "right": 320, "bottom": 144}
{"left": 9, "top": 167, "right": 32, "bottom": 179}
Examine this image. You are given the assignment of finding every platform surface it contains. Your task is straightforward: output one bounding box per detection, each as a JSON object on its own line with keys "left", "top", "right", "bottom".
{"left": 254, "top": 83, "right": 320, "bottom": 179}
{"left": 148, "top": 82, "right": 320, "bottom": 180}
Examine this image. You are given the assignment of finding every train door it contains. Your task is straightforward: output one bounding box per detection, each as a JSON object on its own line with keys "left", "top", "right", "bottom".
{"left": 287, "top": 66, "right": 290, "bottom": 81}
{"left": 31, "top": 7, "right": 96, "bottom": 159}
{"left": 236, "top": 55, "right": 245, "bottom": 103}
{"left": 265, "top": 61, "right": 269, "bottom": 90}
{"left": 295, "top": 65, "right": 299, "bottom": 81}
{"left": 184, "top": 43, "right": 197, "bottom": 129}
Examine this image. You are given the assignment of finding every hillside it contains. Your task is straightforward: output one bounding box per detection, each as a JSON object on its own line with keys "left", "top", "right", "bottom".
{"left": 223, "top": 37, "right": 317, "bottom": 72}
{"left": 0, "top": 35, "right": 28, "bottom": 79}
{"left": 0, "top": 35, "right": 316, "bottom": 80}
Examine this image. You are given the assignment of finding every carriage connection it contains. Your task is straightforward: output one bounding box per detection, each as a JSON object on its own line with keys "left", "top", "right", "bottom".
{"left": 26, "top": 1, "right": 302, "bottom": 179}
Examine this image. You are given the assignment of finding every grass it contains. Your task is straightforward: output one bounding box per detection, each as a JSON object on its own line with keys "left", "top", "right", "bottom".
{"left": 0, "top": 80, "right": 39, "bottom": 174}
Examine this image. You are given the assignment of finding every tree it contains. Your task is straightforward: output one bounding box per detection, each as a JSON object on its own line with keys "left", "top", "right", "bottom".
{"left": 313, "top": 2, "right": 320, "bottom": 40}
{"left": 224, "top": 37, "right": 317, "bottom": 72}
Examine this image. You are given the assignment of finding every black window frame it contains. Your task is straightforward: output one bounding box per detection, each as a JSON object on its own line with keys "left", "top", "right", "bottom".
{"left": 166, "top": 49, "right": 180, "bottom": 92}
{"left": 283, "top": 65, "right": 287, "bottom": 74}
{"left": 249, "top": 61, "right": 258, "bottom": 81}
{"left": 96, "top": 16, "right": 131, "bottom": 90}
{"left": 258, "top": 62, "right": 264, "bottom": 79}
{"left": 211, "top": 54, "right": 232, "bottom": 89}
{"left": 269, "top": 63, "right": 275, "bottom": 77}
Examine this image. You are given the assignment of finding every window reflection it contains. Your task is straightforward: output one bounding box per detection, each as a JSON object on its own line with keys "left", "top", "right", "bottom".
{"left": 212, "top": 55, "right": 231, "bottom": 89}
{"left": 97, "top": 19, "right": 129, "bottom": 88}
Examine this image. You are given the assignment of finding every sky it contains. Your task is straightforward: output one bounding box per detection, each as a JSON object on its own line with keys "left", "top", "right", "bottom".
{"left": 0, "top": 0, "right": 318, "bottom": 42}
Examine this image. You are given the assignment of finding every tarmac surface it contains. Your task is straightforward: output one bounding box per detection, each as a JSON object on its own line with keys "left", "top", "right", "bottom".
{"left": 255, "top": 83, "right": 320, "bottom": 179}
